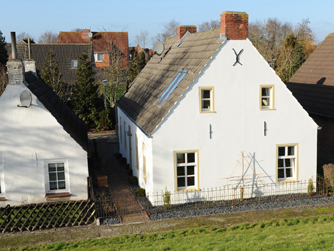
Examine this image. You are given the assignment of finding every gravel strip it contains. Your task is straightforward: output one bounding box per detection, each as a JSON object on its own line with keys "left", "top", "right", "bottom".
{"left": 149, "top": 196, "right": 334, "bottom": 221}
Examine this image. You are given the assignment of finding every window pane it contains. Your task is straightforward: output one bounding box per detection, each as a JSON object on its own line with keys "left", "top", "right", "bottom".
{"left": 262, "top": 88, "right": 269, "bottom": 96}
{"left": 278, "top": 147, "right": 285, "bottom": 156}
{"left": 278, "top": 159, "right": 284, "bottom": 167}
{"left": 58, "top": 171, "right": 65, "bottom": 181}
{"left": 187, "top": 153, "right": 195, "bottom": 163}
{"left": 202, "top": 90, "right": 210, "bottom": 99}
{"left": 187, "top": 166, "right": 195, "bottom": 175}
{"left": 262, "top": 98, "right": 270, "bottom": 107}
{"left": 48, "top": 163, "right": 56, "bottom": 172}
{"left": 50, "top": 182, "right": 57, "bottom": 190}
{"left": 202, "top": 100, "right": 211, "bottom": 109}
{"left": 49, "top": 173, "right": 57, "bottom": 181}
{"left": 278, "top": 169, "right": 284, "bottom": 178}
{"left": 286, "top": 168, "right": 292, "bottom": 178}
{"left": 58, "top": 181, "right": 66, "bottom": 189}
{"left": 98, "top": 53, "right": 104, "bottom": 61}
{"left": 285, "top": 159, "right": 291, "bottom": 167}
{"left": 177, "top": 177, "right": 185, "bottom": 187}
{"left": 177, "top": 154, "right": 185, "bottom": 164}
{"left": 187, "top": 177, "right": 195, "bottom": 186}
{"left": 177, "top": 166, "right": 185, "bottom": 176}
{"left": 288, "top": 146, "right": 294, "bottom": 156}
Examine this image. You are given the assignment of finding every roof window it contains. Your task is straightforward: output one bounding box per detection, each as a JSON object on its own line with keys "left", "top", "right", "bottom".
{"left": 157, "top": 69, "right": 188, "bottom": 105}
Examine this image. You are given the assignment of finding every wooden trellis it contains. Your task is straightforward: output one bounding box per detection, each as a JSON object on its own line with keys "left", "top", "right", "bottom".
{"left": 0, "top": 200, "right": 95, "bottom": 233}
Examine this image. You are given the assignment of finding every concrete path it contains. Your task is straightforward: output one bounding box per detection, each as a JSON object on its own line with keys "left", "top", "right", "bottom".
{"left": 89, "top": 133, "right": 150, "bottom": 224}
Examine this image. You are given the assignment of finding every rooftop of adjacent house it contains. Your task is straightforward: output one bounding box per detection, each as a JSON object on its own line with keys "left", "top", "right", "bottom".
{"left": 117, "top": 29, "right": 222, "bottom": 135}
{"left": 24, "top": 71, "right": 89, "bottom": 152}
{"left": 6, "top": 43, "right": 92, "bottom": 85}
{"left": 287, "top": 33, "right": 334, "bottom": 118}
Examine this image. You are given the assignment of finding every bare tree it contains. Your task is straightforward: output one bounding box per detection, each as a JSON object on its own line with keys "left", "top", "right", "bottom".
{"left": 154, "top": 19, "right": 180, "bottom": 43}
{"left": 16, "top": 32, "right": 34, "bottom": 43}
{"left": 0, "top": 64, "right": 8, "bottom": 96}
{"left": 38, "top": 31, "right": 59, "bottom": 43}
{"left": 71, "top": 28, "right": 83, "bottom": 32}
{"left": 198, "top": 20, "right": 220, "bottom": 32}
{"left": 135, "top": 30, "right": 150, "bottom": 48}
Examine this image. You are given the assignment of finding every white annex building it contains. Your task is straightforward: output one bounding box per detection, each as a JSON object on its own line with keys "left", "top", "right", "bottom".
{"left": 116, "top": 12, "right": 318, "bottom": 204}
{"left": 0, "top": 58, "right": 89, "bottom": 206}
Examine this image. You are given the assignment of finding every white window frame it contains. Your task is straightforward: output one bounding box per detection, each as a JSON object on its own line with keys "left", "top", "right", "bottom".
{"left": 277, "top": 144, "right": 298, "bottom": 182}
{"left": 45, "top": 159, "right": 70, "bottom": 194}
{"left": 174, "top": 150, "right": 199, "bottom": 191}
{"left": 71, "top": 60, "right": 78, "bottom": 68}
{"left": 260, "top": 85, "right": 275, "bottom": 110}
{"left": 199, "top": 87, "right": 215, "bottom": 113}
{"left": 94, "top": 53, "right": 104, "bottom": 62}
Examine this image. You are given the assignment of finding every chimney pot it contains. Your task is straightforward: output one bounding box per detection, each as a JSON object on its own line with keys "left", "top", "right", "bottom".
{"left": 220, "top": 11, "right": 248, "bottom": 40}
{"left": 177, "top": 25, "right": 197, "bottom": 40}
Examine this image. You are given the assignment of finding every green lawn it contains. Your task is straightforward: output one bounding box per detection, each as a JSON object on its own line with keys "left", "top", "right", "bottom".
{"left": 10, "top": 214, "right": 334, "bottom": 251}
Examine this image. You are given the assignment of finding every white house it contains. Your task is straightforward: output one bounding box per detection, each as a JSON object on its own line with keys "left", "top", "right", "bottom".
{"left": 0, "top": 58, "right": 89, "bottom": 206}
{"left": 116, "top": 12, "right": 318, "bottom": 205}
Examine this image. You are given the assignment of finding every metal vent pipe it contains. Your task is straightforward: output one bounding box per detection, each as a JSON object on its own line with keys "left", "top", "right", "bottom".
{"left": 10, "top": 32, "right": 17, "bottom": 59}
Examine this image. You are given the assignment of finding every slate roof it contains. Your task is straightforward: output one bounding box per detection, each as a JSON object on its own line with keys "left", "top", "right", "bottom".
{"left": 117, "top": 29, "right": 222, "bottom": 135}
{"left": 24, "top": 71, "right": 89, "bottom": 152}
{"left": 287, "top": 33, "right": 334, "bottom": 118}
{"left": 6, "top": 43, "right": 92, "bottom": 86}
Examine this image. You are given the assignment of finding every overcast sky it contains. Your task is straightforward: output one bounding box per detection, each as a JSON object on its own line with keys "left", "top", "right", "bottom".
{"left": 1, "top": 0, "right": 333, "bottom": 47}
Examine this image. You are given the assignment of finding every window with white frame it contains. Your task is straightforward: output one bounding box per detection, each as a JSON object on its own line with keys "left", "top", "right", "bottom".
{"left": 142, "top": 142, "right": 146, "bottom": 182}
{"left": 135, "top": 135, "right": 139, "bottom": 170}
{"left": 199, "top": 87, "right": 214, "bottom": 112}
{"left": 71, "top": 60, "right": 78, "bottom": 68}
{"left": 124, "top": 121, "right": 127, "bottom": 150}
{"left": 119, "top": 117, "right": 122, "bottom": 145}
{"left": 277, "top": 145, "right": 297, "bottom": 181}
{"left": 46, "top": 160, "right": 69, "bottom": 193}
{"left": 94, "top": 53, "right": 104, "bottom": 62}
{"left": 175, "top": 151, "right": 198, "bottom": 190}
{"left": 260, "top": 85, "right": 274, "bottom": 110}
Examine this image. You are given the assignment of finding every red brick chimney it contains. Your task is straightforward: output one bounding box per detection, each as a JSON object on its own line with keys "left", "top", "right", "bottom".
{"left": 82, "top": 28, "right": 90, "bottom": 39}
{"left": 220, "top": 11, "right": 248, "bottom": 40}
{"left": 177, "top": 25, "right": 197, "bottom": 40}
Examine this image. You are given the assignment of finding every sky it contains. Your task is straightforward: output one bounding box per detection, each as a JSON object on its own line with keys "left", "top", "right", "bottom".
{"left": 1, "top": 0, "right": 334, "bottom": 47}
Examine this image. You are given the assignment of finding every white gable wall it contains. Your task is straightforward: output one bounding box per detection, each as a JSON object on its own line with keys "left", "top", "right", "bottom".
{"left": 151, "top": 39, "right": 317, "bottom": 199}
{"left": 0, "top": 84, "right": 88, "bottom": 206}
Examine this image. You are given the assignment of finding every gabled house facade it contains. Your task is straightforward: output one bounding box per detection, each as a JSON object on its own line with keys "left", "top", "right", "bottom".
{"left": 0, "top": 58, "right": 89, "bottom": 206}
{"left": 287, "top": 33, "right": 334, "bottom": 162}
{"left": 58, "top": 29, "right": 128, "bottom": 69}
{"left": 116, "top": 12, "right": 317, "bottom": 204}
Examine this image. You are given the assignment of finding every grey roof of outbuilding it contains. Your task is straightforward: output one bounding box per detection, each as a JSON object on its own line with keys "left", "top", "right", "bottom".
{"left": 7, "top": 43, "right": 92, "bottom": 86}
{"left": 117, "top": 29, "right": 222, "bottom": 135}
{"left": 24, "top": 71, "right": 89, "bottom": 152}
{"left": 287, "top": 33, "right": 334, "bottom": 118}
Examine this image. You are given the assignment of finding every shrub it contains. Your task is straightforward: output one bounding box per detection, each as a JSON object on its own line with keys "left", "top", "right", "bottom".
{"left": 127, "top": 169, "right": 133, "bottom": 176}
{"left": 162, "top": 187, "right": 171, "bottom": 210}
{"left": 114, "top": 153, "right": 122, "bottom": 159}
{"left": 125, "top": 163, "right": 130, "bottom": 170}
{"left": 120, "top": 157, "right": 127, "bottom": 164}
{"left": 136, "top": 188, "right": 145, "bottom": 197}
{"left": 323, "top": 163, "right": 334, "bottom": 187}
{"left": 129, "top": 176, "right": 138, "bottom": 185}
{"left": 308, "top": 178, "right": 314, "bottom": 196}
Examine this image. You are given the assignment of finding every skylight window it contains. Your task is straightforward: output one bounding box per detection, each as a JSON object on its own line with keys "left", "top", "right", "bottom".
{"left": 157, "top": 69, "right": 188, "bottom": 105}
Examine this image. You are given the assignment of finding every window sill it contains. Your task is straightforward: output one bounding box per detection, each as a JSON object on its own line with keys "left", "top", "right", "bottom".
{"left": 45, "top": 192, "right": 71, "bottom": 198}
{"left": 0, "top": 197, "right": 6, "bottom": 201}
{"left": 200, "top": 110, "right": 215, "bottom": 113}
{"left": 260, "top": 108, "right": 275, "bottom": 111}
{"left": 277, "top": 179, "right": 297, "bottom": 184}
{"left": 176, "top": 188, "right": 200, "bottom": 193}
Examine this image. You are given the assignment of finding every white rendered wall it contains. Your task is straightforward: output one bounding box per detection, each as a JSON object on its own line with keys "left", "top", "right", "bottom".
{"left": 0, "top": 84, "right": 88, "bottom": 207}
{"left": 117, "top": 107, "right": 153, "bottom": 195}
{"left": 151, "top": 39, "right": 317, "bottom": 204}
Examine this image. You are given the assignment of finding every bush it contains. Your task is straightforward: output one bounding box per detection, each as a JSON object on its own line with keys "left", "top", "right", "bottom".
{"left": 126, "top": 169, "right": 133, "bottom": 176}
{"left": 323, "top": 163, "right": 334, "bottom": 187}
{"left": 120, "top": 157, "right": 127, "bottom": 164}
{"left": 97, "top": 107, "right": 112, "bottom": 131}
{"left": 162, "top": 187, "right": 171, "bottom": 210}
{"left": 136, "top": 188, "right": 145, "bottom": 197}
{"left": 129, "top": 176, "right": 138, "bottom": 185}
{"left": 125, "top": 163, "right": 130, "bottom": 170}
{"left": 114, "top": 153, "right": 122, "bottom": 159}
{"left": 307, "top": 178, "right": 314, "bottom": 196}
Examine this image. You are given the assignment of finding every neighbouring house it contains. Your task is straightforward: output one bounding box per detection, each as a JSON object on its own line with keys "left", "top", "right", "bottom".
{"left": 116, "top": 12, "right": 318, "bottom": 205}
{"left": 0, "top": 57, "right": 89, "bottom": 207}
{"left": 58, "top": 29, "right": 128, "bottom": 69}
{"left": 287, "top": 33, "right": 334, "bottom": 162}
{"left": 6, "top": 43, "right": 92, "bottom": 92}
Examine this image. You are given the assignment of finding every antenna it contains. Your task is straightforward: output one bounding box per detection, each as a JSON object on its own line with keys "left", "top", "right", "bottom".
{"left": 18, "top": 90, "right": 32, "bottom": 108}
{"left": 153, "top": 41, "right": 164, "bottom": 56}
